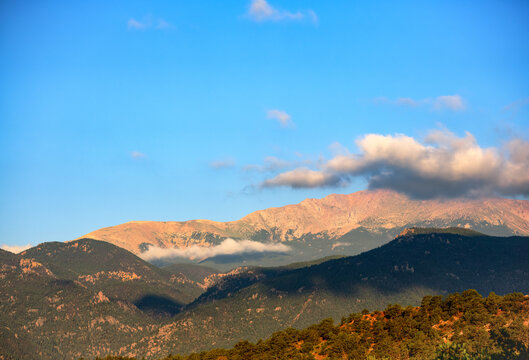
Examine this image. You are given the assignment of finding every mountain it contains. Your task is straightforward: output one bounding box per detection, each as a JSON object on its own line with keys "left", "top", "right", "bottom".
{"left": 78, "top": 190, "right": 529, "bottom": 267}
{"left": 0, "top": 239, "right": 213, "bottom": 360}
{"left": 117, "top": 229, "right": 529, "bottom": 357}
{"left": 2, "top": 229, "right": 529, "bottom": 359}
{"left": 20, "top": 238, "right": 199, "bottom": 313}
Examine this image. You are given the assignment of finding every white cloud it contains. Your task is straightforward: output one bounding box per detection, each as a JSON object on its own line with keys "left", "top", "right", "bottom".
{"left": 128, "top": 18, "right": 147, "bottom": 30}
{"left": 331, "top": 242, "right": 352, "bottom": 250}
{"left": 243, "top": 155, "right": 314, "bottom": 173}
{"left": 260, "top": 129, "right": 529, "bottom": 198}
{"left": 128, "top": 16, "right": 171, "bottom": 30}
{"left": 375, "top": 95, "right": 466, "bottom": 111}
{"left": 140, "top": 238, "right": 291, "bottom": 261}
{"left": 1, "top": 244, "right": 32, "bottom": 254}
{"left": 210, "top": 158, "right": 236, "bottom": 169}
{"left": 131, "top": 151, "right": 146, "bottom": 159}
{"left": 395, "top": 97, "right": 419, "bottom": 107}
{"left": 433, "top": 95, "right": 465, "bottom": 111}
{"left": 262, "top": 167, "right": 341, "bottom": 188}
{"left": 503, "top": 97, "right": 529, "bottom": 113}
{"left": 246, "top": 0, "right": 317, "bottom": 24}
{"left": 156, "top": 19, "right": 171, "bottom": 29}
{"left": 267, "top": 109, "right": 293, "bottom": 127}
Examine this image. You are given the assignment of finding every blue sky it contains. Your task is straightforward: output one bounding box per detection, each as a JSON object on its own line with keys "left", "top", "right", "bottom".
{"left": 1, "top": 0, "right": 528, "bottom": 247}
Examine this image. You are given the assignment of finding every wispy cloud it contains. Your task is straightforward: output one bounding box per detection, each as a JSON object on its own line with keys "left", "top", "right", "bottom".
{"left": 140, "top": 238, "right": 291, "bottom": 261}
{"left": 246, "top": 0, "right": 317, "bottom": 24}
{"left": 433, "top": 95, "right": 465, "bottom": 111}
{"left": 267, "top": 109, "right": 293, "bottom": 127}
{"left": 131, "top": 151, "right": 146, "bottom": 159}
{"left": 504, "top": 97, "right": 529, "bottom": 114}
{"left": 243, "top": 155, "right": 313, "bottom": 173}
{"left": 128, "top": 18, "right": 147, "bottom": 30}
{"left": 1, "top": 243, "right": 32, "bottom": 254}
{"left": 210, "top": 158, "right": 236, "bottom": 169}
{"left": 331, "top": 242, "right": 352, "bottom": 250}
{"left": 259, "top": 128, "right": 529, "bottom": 198}
{"left": 375, "top": 95, "right": 466, "bottom": 111}
{"left": 127, "top": 16, "right": 172, "bottom": 31}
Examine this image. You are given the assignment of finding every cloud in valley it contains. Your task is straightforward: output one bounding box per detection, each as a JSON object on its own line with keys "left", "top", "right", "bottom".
{"left": 375, "top": 95, "right": 466, "bottom": 111}
{"left": 246, "top": 0, "right": 317, "bottom": 24}
{"left": 140, "top": 238, "right": 291, "bottom": 261}
{"left": 1, "top": 244, "right": 32, "bottom": 253}
{"left": 259, "top": 129, "right": 529, "bottom": 198}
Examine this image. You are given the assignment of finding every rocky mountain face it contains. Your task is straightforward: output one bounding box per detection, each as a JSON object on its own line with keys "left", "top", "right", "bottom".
{"left": 78, "top": 190, "right": 529, "bottom": 266}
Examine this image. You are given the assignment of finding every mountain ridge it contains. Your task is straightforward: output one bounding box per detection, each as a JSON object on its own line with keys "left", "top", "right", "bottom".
{"left": 78, "top": 190, "right": 529, "bottom": 259}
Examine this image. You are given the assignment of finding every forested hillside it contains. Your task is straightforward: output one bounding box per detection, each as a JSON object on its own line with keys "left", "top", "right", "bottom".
{"left": 93, "top": 290, "right": 529, "bottom": 359}
{"left": 2, "top": 230, "right": 529, "bottom": 359}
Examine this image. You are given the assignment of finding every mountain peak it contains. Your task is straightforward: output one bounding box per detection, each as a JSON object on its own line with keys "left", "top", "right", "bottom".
{"left": 77, "top": 190, "right": 529, "bottom": 264}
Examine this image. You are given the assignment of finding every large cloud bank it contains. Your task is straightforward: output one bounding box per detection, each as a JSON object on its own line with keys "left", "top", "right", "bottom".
{"left": 262, "top": 130, "right": 529, "bottom": 198}
{"left": 140, "top": 238, "right": 291, "bottom": 261}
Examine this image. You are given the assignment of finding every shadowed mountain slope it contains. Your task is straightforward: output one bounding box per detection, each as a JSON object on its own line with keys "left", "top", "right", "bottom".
{"left": 120, "top": 229, "right": 529, "bottom": 357}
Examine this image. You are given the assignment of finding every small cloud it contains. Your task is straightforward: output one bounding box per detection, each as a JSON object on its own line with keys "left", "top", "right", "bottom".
{"left": 328, "top": 141, "right": 350, "bottom": 156}
{"left": 246, "top": 0, "right": 317, "bottom": 24}
{"left": 128, "top": 18, "right": 148, "bottom": 30}
{"left": 433, "top": 95, "right": 465, "bottom": 111}
{"left": 1, "top": 244, "right": 32, "bottom": 254}
{"left": 375, "top": 95, "right": 466, "bottom": 111}
{"left": 267, "top": 109, "right": 293, "bottom": 127}
{"left": 262, "top": 167, "right": 342, "bottom": 188}
{"left": 140, "top": 238, "right": 291, "bottom": 261}
{"left": 503, "top": 97, "right": 529, "bottom": 113}
{"left": 128, "top": 16, "right": 172, "bottom": 30}
{"left": 331, "top": 242, "right": 352, "bottom": 250}
{"left": 210, "top": 158, "right": 236, "bottom": 169}
{"left": 156, "top": 19, "right": 171, "bottom": 29}
{"left": 307, "top": 10, "right": 318, "bottom": 24}
{"left": 395, "top": 98, "right": 419, "bottom": 107}
{"left": 243, "top": 155, "right": 312, "bottom": 173}
{"left": 131, "top": 151, "right": 146, "bottom": 159}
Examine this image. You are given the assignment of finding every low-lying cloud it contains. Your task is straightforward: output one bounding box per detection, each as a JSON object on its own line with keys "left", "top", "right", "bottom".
{"left": 140, "top": 238, "right": 291, "bottom": 261}
{"left": 1, "top": 244, "right": 32, "bottom": 254}
{"left": 260, "top": 129, "right": 529, "bottom": 198}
